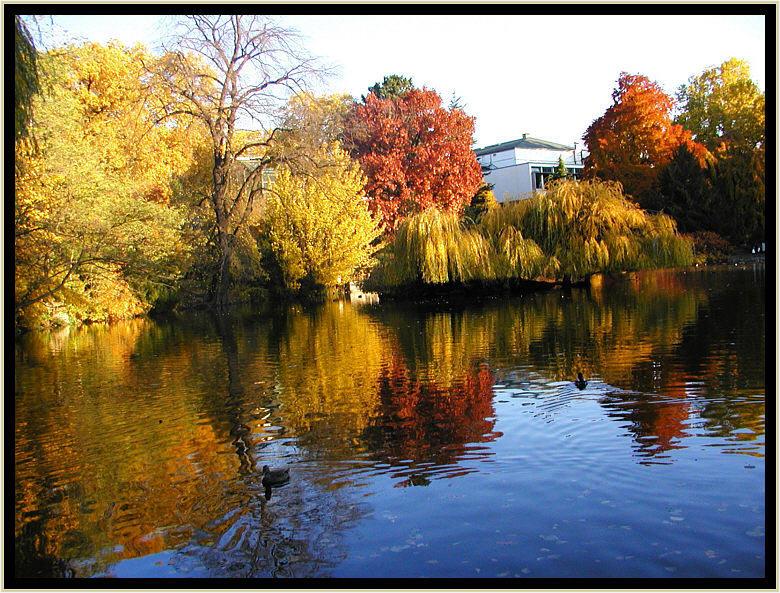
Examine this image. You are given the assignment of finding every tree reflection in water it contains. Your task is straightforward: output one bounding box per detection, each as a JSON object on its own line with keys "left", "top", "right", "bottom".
{"left": 14, "top": 265, "right": 765, "bottom": 577}
{"left": 363, "top": 357, "right": 502, "bottom": 484}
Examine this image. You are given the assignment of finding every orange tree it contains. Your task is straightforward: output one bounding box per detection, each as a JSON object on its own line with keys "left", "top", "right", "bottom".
{"left": 344, "top": 88, "right": 482, "bottom": 233}
{"left": 583, "top": 73, "right": 709, "bottom": 206}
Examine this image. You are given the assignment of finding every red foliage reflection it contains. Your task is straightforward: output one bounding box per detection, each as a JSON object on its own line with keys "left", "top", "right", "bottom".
{"left": 362, "top": 356, "right": 502, "bottom": 483}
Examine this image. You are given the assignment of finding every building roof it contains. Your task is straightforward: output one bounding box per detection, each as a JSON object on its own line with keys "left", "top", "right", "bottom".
{"left": 474, "top": 135, "right": 574, "bottom": 156}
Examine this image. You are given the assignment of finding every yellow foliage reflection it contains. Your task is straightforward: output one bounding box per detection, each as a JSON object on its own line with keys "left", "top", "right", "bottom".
{"left": 14, "top": 267, "right": 764, "bottom": 576}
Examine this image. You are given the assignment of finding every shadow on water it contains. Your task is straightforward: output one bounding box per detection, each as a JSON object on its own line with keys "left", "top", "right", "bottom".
{"left": 14, "top": 265, "right": 765, "bottom": 578}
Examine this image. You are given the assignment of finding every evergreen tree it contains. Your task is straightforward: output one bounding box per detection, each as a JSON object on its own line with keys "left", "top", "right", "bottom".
{"left": 711, "top": 148, "right": 764, "bottom": 247}
{"left": 363, "top": 74, "right": 414, "bottom": 101}
{"left": 551, "top": 156, "right": 568, "bottom": 181}
{"left": 653, "top": 144, "right": 716, "bottom": 234}
{"left": 464, "top": 183, "right": 498, "bottom": 222}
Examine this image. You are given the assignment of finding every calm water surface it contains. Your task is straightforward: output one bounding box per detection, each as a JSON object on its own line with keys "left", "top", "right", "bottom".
{"left": 14, "top": 265, "right": 766, "bottom": 579}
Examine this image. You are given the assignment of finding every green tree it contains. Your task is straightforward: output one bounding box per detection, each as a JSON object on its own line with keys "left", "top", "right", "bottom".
{"left": 260, "top": 144, "right": 381, "bottom": 292}
{"left": 363, "top": 74, "right": 414, "bottom": 101}
{"left": 551, "top": 156, "right": 568, "bottom": 180}
{"left": 464, "top": 183, "right": 498, "bottom": 222}
{"left": 14, "top": 15, "right": 39, "bottom": 142}
{"left": 651, "top": 144, "right": 716, "bottom": 234}
{"left": 711, "top": 149, "right": 764, "bottom": 246}
{"left": 676, "top": 58, "right": 765, "bottom": 153}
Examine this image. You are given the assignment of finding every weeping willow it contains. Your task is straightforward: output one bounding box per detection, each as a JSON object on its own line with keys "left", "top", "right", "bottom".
{"left": 367, "top": 179, "right": 693, "bottom": 290}
{"left": 15, "top": 16, "right": 39, "bottom": 142}
{"left": 368, "top": 208, "right": 495, "bottom": 286}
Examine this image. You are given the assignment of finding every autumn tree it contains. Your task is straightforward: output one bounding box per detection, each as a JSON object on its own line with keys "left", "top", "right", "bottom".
{"left": 675, "top": 58, "right": 765, "bottom": 247}
{"left": 274, "top": 92, "right": 353, "bottom": 157}
{"left": 583, "top": 72, "right": 710, "bottom": 206}
{"left": 344, "top": 88, "right": 483, "bottom": 233}
{"left": 367, "top": 179, "right": 693, "bottom": 291}
{"left": 260, "top": 144, "right": 381, "bottom": 292}
{"left": 676, "top": 58, "right": 765, "bottom": 153}
{"left": 14, "top": 43, "right": 196, "bottom": 328}
{"left": 149, "top": 15, "right": 323, "bottom": 307}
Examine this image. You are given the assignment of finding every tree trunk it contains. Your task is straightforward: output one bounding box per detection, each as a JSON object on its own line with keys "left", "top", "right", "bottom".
{"left": 211, "top": 161, "right": 233, "bottom": 308}
{"left": 213, "top": 232, "right": 232, "bottom": 308}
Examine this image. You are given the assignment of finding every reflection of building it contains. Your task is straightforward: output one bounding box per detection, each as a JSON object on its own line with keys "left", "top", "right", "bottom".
{"left": 474, "top": 134, "right": 587, "bottom": 203}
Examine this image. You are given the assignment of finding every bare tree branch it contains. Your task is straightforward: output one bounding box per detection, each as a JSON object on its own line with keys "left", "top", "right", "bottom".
{"left": 145, "top": 14, "right": 328, "bottom": 306}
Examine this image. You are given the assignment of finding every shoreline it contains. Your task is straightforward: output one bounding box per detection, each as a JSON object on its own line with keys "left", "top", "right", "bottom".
{"left": 14, "top": 257, "right": 766, "bottom": 335}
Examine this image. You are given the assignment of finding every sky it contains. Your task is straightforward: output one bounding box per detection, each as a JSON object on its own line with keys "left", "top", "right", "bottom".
{"left": 35, "top": 13, "right": 766, "bottom": 149}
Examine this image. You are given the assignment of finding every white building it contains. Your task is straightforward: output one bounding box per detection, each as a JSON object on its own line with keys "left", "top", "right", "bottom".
{"left": 475, "top": 134, "right": 587, "bottom": 203}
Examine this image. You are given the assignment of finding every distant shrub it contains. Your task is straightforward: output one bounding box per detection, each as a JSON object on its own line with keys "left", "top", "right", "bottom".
{"left": 687, "top": 231, "right": 733, "bottom": 262}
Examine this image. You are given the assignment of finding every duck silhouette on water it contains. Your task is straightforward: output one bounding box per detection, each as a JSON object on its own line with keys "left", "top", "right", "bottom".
{"left": 262, "top": 465, "right": 290, "bottom": 500}
{"left": 262, "top": 464, "right": 290, "bottom": 486}
{"left": 574, "top": 372, "right": 588, "bottom": 390}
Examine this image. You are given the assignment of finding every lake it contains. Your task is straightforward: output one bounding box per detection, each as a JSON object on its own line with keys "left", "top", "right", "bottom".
{"left": 13, "top": 264, "right": 766, "bottom": 580}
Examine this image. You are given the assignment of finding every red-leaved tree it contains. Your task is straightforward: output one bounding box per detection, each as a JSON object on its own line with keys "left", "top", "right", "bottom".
{"left": 583, "top": 73, "right": 710, "bottom": 205}
{"left": 344, "top": 89, "right": 483, "bottom": 233}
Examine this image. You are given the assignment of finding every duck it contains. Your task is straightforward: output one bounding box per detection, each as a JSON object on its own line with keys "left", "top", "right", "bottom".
{"left": 574, "top": 372, "right": 588, "bottom": 390}
{"left": 261, "top": 465, "right": 290, "bottom": 488}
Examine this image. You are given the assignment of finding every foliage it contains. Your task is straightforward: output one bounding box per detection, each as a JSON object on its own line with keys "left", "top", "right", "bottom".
{"left": 463, "top": 183, "right": 498, "bottom": 222}
{"left": 278, "top": 92, "right": 353, "bottom": 152}
{"left": 676, "top": 58, "right": 765, "bottom": 153}
{"left": 653, "top": 145, "right": 765, "bottom": 248}
{"left": 686, "top": 231, "right": 733, "bottom": 262}
{"left": 15, "top": 15, "right": 39, "bottom": 142}
{"left": 149, "top": 15, "right": 323, "bottom": 306}
{"left": 363, "top": 74, "right": 414, "bottom": 101}
{"left": 14, "top": 43, "right": 200, "bottom": 329}
{"left": 260, "top": 144, "right": 381, "bottom": 292}
{"left": 673, "top": 58, "right": 765, "bottom": 246}
{"left": 367, "top": 208, "right": 495, "bottom": 286}
{"left": 650, "top": 144, "right": 717, "bottom": 233}
{"left": 583, "top": 72, "right": 711, "bottom": 205}
{"left": 367, "top": 179, "right": 693, "bottom": 290}
{"left": 551, "top": 156, "right": 568, "bottom": 181}
{"left": 486, "top": 179, "right": 693, "bottom": 279}
{"left": 344, "top": 88, "right": 483, "bottom": 233}
{"left": 710, "top": 147, "right": 764, "bottom": 246}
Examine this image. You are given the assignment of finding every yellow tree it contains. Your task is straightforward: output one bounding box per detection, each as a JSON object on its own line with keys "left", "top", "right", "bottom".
{"left": 14, "top": 43, "right": 202, "bottom": 327}
{"left": 676, "top": 58, "right": 765, "bottom": 246}
{"left": 261, "top": 144, "right": 381, "bottom": 291}
{"left": 676, "top": 58, "right": 765, "bottom": 153}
